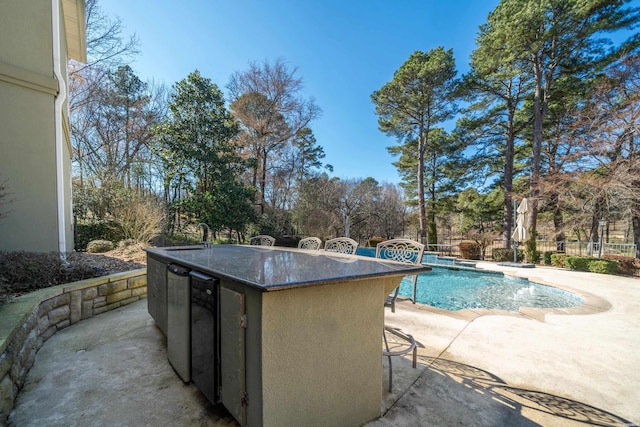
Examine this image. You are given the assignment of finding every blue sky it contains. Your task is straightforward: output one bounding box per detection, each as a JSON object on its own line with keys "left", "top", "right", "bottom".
{"left": 99, "top": 0, "right": 502, "bottom": 184}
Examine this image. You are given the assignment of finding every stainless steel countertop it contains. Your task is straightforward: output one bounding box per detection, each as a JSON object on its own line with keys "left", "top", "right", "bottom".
{"left": 146, "top": 245, "right": 431, "bottom": 291}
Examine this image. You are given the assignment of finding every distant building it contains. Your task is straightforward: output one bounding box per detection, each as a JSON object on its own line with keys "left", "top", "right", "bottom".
{"left": 0, "top": 0, "right": 86, "bottom": 252}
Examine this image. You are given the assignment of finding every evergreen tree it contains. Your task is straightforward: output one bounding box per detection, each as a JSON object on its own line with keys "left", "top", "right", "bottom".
{"left": 372, "top": 47, "right": 458, "bottom": 245}
{"left": 478, "top": 0, "right": 640, "bottom": 250}
{"left": 154, "top": 71, "right": 255, "bottom": 235}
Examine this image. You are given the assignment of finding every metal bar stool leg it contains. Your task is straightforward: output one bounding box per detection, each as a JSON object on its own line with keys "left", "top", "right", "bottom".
{"left": 383, "top": 329, "right": 393, "bottom": 392}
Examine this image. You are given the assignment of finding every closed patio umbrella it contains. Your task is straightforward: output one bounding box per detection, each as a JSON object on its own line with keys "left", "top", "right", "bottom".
{"left": 511, "top": 198, "right": 529, "bottom": 262}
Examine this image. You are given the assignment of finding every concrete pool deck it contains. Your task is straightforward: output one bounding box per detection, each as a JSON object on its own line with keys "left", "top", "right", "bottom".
{"left": 7, "top": 263, "right": 640, "bottom": 426}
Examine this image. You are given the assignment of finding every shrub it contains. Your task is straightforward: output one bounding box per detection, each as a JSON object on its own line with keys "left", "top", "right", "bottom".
{"left": 118, "top": 239, "right": 138, "bottom": 248}
{"left": 524, "top": 238, "right": 540, "bottom": 264}
{"left": 75, "top": 219, "right": 123, "bottom": 251}
{"left": 563, "top": 256, "right": 620, "bottom": 275}
{"left": 274, "top": 236, "right": 298, "bottom": 247}
{"left": 112, "top": 193, "right": 164, "bottom": 244}
{"left": 367, "top": 237, "right": 384, "bottom": 248}
{"left": 492, "top": 248, "right": 524, "bottom": 262}
{"left": 603, "top": 255, "right": 640, "bottom": 277}
{"left": 87, "top": 239, "right": 114, "bottom": 253}
{"left": 588, "top": 260, "right": 619, "bottom": 275}
{"left": 459, "top": 241, "right": 481, "bottom": 260}
{"left": 550, "top": 253, "right": 567, "bottom": 268}
{"left": 543, "top": 251, "right": 564, "bottom": 266}
{"left": 564, "top": 256, "right": 590, "bottom": 271}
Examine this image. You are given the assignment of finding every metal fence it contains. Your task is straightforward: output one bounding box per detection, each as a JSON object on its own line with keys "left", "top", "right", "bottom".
{"left": 427, "top": 239, "right": 637, "bottom": 260}
{"left": 535, "top": 240, "right": 637, "bottom": 258}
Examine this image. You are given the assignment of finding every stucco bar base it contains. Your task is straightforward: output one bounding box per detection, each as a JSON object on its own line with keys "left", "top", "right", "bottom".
{"left": 235, "top": 276, "right": 396, "bottom": 427}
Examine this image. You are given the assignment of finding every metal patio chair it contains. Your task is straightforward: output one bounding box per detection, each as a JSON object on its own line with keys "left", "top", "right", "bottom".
{"left": 249, "top": 235, "right": 276, "bottom": 246}
{"left": 323, "top": 237, "right": 359, "bottom": 255}
{"left": 377, "top": 239, "right": 426, "bottom": 310}
{"left": 376, "top": 238, "right": 425, "bottom": 392}
{"left": 298, "top": 237, "right": 322, "bottom": 250}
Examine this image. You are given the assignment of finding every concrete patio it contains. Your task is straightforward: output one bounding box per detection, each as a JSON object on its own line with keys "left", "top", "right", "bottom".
{"left": 7, "top": 263, "right": 640, "bottom": 426}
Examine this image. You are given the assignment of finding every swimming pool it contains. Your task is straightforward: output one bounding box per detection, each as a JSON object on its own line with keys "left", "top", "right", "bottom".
{"left": 356, "top": 248, "right": 584, "bottom": 312}
{"left": 398, "top": 267, "right": 584, "bottom": 311}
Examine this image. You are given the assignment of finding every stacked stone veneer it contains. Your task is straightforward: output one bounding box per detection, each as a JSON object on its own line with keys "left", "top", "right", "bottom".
{"left": 0, "top": 269, "right": 147, "bottom": 424}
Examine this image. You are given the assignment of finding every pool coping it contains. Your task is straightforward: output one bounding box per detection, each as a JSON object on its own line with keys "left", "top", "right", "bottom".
{"left": 401, "top": 264, "right": 611, "bottom": 322}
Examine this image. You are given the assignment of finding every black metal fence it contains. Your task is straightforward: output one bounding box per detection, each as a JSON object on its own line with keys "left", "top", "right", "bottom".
{"left": 425, "top": 239, "right": 637, "bottom": 260}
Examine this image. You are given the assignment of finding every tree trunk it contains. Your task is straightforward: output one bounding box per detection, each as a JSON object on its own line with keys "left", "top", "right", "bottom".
{"left": 633, "top": 214, "right": 640, "bottom": 259}
{"left": 417, "top": 126, "right": 427, "bottom": 245}
{"left": 503, "top": 125, "right": 515, "bottom": 248}
{"left": 549, "top": 191, "right": 565, "bottom": 251}
{"left": 528, "top": 63, "right": 543, "bottom": 242}
{"left": 343, "top": 210, "right": 350, "bottom": 238}
{"left": 427, "top": 164, "right": 437, "bottom": 247}
{"left": 589, "top": 197, "right": 604, "bottom": 256}
{"left": 259, "top": 147, "right": 267, "bottom": 215}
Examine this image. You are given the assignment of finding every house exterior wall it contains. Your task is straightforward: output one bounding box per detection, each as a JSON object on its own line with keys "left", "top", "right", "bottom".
{"left": 0, "top": 0, "right": 84, "bottom": 253}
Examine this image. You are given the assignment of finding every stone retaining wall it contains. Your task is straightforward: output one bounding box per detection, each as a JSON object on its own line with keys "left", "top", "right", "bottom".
{"left": 0, "top": 269, "right": 147, "bottom": 425}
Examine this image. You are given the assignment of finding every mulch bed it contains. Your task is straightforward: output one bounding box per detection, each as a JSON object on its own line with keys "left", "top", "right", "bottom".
{"left": 0, "top": 245, "right": 147, "bottom": 306}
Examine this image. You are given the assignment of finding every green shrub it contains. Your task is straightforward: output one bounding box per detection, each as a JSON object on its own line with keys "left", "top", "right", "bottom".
{"left": 550, "top": 253, "right": 568, "bottom": 268}
{"left": 565, "top": 256, "right": 590, "bottom": 271}
{"left": 75, "top": 219, "right": 123, "bottom": 251}
{"left": 524, "top": 238, "right": 540, "bottom": 264}
{"left": 87, "top": 239, "right": 114, "bottom": 253}
{"left": 588, "top": 260, "right": 619, "bottom": 275}
{"left": 367, "top": 237, "right": 384, "bottom": 248}
{"left": 543, "top": 251, "right": 564, "bottom": 266}
{"left": 492, "top": 248, "right": 524, "bottom": 262}
{"left": 563, "top": 256, "right": 620, "bottom": 275}
{"left": 459, "top": 241, "right": 481, "bottom": 260}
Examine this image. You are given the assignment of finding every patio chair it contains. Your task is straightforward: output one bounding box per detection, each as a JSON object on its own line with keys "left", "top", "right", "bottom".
{"left": 376, "top": 238, "right": 425, "bottom": 392}
{"left": 298, "top": 237, "right": 322, "bottom": 250}
{"left": 323, "top": 237, "right": 359, "bottom": 254}
{"left": 377, "top": 238, "right": 425, "bottom": 310}
{"left": 249, "top": 235, "right": 276, "bottom": 246}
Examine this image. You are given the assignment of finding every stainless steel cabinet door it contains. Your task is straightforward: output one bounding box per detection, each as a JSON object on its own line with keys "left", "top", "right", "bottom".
{"left": 220, "top": 287, "right": 246, "bottom": 426}
{"left": 167, "top": 265, "right": 191, "bottom": 382}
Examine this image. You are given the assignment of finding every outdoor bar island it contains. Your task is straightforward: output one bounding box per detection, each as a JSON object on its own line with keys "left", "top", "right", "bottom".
{"left": 146, "top": 244, "right": 431, "bottom": 427}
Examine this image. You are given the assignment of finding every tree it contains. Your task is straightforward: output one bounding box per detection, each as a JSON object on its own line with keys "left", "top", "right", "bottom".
{"left": 69, "top": 0, "right": 140, "bottom": 147}
{"left": 536, "top": 76, "right": 586, "bottom": 249}
{"left": 154, "top": 71, "right": 255, "bottom": 235}
{"left": 480, "top": 0, "right": 640, "bottom": 250}
{"left": 375, "top": 183, "right": 409, "bottom": 240}
{"left": 72, "top": 66, "right": 164, "bottom": 191}
{"left": 293, "top": 174, "right": 342, "bottom": 238}
{"left": 228, "top": 59, "right": 321, "bottom": 215}
{"left": 456, "top": 187, "right": 504, "bottom": 234}
{"left": 262, "top": 127, "right": 330, "bottom": 235}
{"left": 458, "top": 29, "right": 532, "bottom": 247}
{"left": 388, "top": 128, "right": 466, "bottom": 246}
{"left": 336, "top": 178, "right": 380, "bottom": 239}
{"left": 291, "top": 127, "right": 331, "bottom": 182}
{"left": 566, "top": 54, "right": 640, "bottom": 256}
{"left": 372, "top": 47, "right": 458, "bottom": 245}
{"left": 455, "top": 187, "right": 504, "bottom": 258}
{"left": 70, "top": 0, "right": 139, "bottom": 73}
{"left": 69, "top": 0, "right": 168, "bottom": 224}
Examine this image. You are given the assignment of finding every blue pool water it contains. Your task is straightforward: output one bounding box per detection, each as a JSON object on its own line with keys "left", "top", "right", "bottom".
{"left": 356, "top": 248, "right": 584, "bottom": 311}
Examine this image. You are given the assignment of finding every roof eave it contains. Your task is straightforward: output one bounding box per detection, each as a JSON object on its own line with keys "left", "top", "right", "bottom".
{"left": 62, "top": 0, "right": 87, "bottom": 63}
